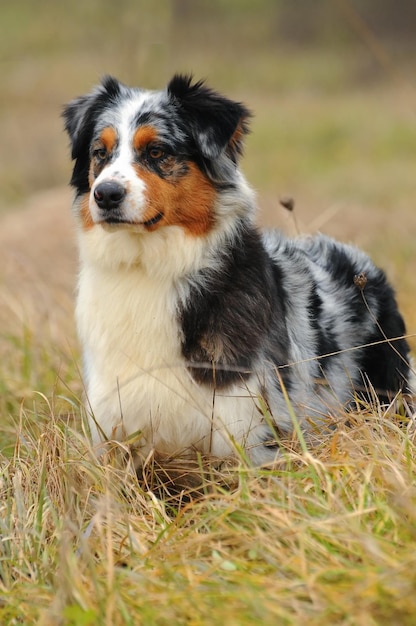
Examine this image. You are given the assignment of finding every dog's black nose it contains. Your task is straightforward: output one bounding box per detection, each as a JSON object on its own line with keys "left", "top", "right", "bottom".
{"left": 94, "top": 181, "right": 126, "bottom": 210}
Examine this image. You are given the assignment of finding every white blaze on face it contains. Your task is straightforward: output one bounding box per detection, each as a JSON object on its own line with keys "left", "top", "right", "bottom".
{"left": 89, "top": 92, "right": 155, "bottom": 225}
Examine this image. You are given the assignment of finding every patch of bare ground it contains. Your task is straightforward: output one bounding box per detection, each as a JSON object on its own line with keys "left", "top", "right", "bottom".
{"left": 0, "top": 187, "right": 76, "bottom": 347}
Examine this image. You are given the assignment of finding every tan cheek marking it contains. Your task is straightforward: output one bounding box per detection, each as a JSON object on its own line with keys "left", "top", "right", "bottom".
{"left": 133, "top": 125, "right": 158, "bottom": 151}
{"left": 172, "top": 163, "right": 217, "bottom": 236}
{"left": 135, "top": 162, "right": 217, "bottom": 236}
{"left": 79, "top": 193, "right": 94, "bottom": 230}
{"left": 88, "top": 161, "right": 95, "bottom": 189}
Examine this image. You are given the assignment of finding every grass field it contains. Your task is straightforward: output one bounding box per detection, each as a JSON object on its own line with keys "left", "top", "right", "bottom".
{"left": 1, "top": 1, "right": 416, "bottom": 624}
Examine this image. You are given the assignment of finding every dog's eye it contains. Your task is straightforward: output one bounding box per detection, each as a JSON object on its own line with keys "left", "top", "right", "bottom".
{"left": 93, "top": 148, "right": 108, "bottom": 161}
{"left": 148, "top": 146, "right": 165, "bottom": 160}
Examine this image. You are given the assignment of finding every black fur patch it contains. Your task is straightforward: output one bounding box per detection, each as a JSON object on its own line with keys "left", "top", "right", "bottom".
{"left": 357, "top": 275, "right": 409, "bottom": 402}
{"left": 63, "top": 78, "right": 122, "bottom": 195}
{"left": 179, "top": 223, "right": 290, "bottom": 388}
{"left": 167, "top": 74, "right": 251, "bottom": 163}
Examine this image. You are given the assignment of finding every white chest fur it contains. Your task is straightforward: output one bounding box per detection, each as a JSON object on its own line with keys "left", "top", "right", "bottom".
{"left": 77, "top": 260, "right": 191, "bottom": 442}
{"left": 76, "top": 226, "right": 265, "bottom": 460}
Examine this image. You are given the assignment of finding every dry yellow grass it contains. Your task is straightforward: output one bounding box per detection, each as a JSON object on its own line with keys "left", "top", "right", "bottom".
{"left": 1, "top": 399, "right": 416, "bottom": 625}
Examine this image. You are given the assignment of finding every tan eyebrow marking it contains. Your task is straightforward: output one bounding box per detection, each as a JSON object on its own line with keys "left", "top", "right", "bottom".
{"left": 99, "top": 127, "right": 117, "bottom": 151}
{"left": 133, "top": 125, "right": 158, "bottom": 151}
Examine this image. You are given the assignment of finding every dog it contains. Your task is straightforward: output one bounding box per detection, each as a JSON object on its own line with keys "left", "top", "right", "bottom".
{"left": 63, "top": 74, "right": 413, "bottom": 465}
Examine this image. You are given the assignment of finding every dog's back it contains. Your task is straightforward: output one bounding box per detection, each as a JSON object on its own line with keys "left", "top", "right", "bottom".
{"left": 264, "top": 231, "right": 410, "bottom": 406}
{"left": 63, "top": 75, "right": 413, "bottom": 464}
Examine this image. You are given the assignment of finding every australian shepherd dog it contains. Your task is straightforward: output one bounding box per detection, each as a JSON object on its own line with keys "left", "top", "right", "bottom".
{"left": 63, "top": 75, "right": 413, "bottom": 465}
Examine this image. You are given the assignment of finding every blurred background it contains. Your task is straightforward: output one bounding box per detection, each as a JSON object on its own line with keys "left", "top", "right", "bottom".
{"left": 1, "top": 0, "right": 415, "bottom": 332}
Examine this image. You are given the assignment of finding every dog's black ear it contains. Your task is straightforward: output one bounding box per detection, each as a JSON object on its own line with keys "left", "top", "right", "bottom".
{"left": 63, "top": 76, "right": 122, "bottom": 156}
{"left": 62, "top": 76, "right": 122, "bottom": 192}
{"left": 167, "top": 74, "right": 251, "bottom": 163}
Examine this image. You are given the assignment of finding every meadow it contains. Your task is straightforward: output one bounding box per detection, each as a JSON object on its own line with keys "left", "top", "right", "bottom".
{"left": 1, "top": 2, "right": 416, "bottom": 623}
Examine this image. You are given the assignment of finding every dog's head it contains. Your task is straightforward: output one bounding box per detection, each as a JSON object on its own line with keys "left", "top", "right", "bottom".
{"left": 63, "top": 75, "right": 250, "bottom": 236}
